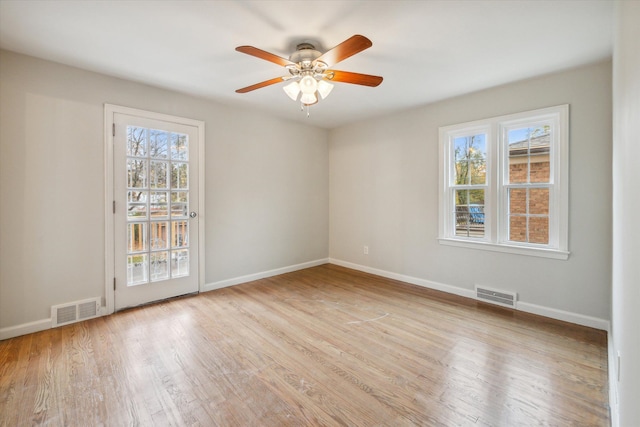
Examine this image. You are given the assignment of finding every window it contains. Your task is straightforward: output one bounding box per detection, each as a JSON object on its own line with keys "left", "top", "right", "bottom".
{"left": 439, "top": 105, "right": 569, "bottom": 259}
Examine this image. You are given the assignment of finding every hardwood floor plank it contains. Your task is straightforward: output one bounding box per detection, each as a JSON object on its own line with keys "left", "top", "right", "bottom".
{"left": 0, "top": 264, "right": 609, "bottom": 426}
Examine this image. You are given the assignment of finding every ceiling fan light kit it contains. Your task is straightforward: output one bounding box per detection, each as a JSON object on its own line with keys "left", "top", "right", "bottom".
{"left": 317, "top": 80, "right": 334, "bottom": 99}
{"left": 235, "top": 35, "right": 383, "bottom": 116}
{"left": 283, "top": 80, "right": 301, "bottom": 101}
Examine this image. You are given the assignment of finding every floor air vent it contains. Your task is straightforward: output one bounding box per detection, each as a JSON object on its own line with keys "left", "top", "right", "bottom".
{"left": 475, "top": 285, "right": 517, "bottom": 309}
{"left": 51, "top": 298, "right": 101, "bottom": 327}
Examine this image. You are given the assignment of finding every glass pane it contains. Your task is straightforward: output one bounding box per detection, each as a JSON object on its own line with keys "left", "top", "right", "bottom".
{"left": 150, "top": 251, "right": 169, "bottom": 282}
{"left": 171, "top": 204, "right": 187, "bottom": 218}
{"left": 127, "top": 223, "right": 147, "bottom": 253}
{"left": 127, "top": 254, "right": 148, "bottom": 286}
{"left": 529, "top": 217, "right": 549, "bottom": 244}
{"left": 509, "top": 216, "right": 527, "bottom": 242}
{"left": 150, "top": 191, "right": 168, "bottom": 218}
{"left": 529, "top": 188, "right": 549, "bottom": 215}
{"left": 172, "top": 163, "right": 188, "bottom": 189}
{"left": 509, "top": 161, "right": 527, "bottom": 184}
{"left": 150, "top": 160, "right": 168, "bottom": 189}
{"left": 530, "top": 148, "right": 550, "bottom": 183}
{"left": 172, "top": 249, "right": 189, "bottom": 278}
{"left": 150, "top": 221, "right": 168, "bottom": 250}
{"left": 508, "top": 126, "right": 551, "bottom": 184}
{"left": 149, "top": 129, "right": 168, "bottom": 159}
{"left": 455, "top": 189, "right": 485, "bottom": 237}
{"left": 455, "top": 206, "right": 470, "bottom": 237}
{"left": 171, "top": 221, "right": 188, "bottom": 248}
{"left": 127, "top": 159, "right": 147, "bottom": 189}
{"left": 171, "top": 191, "right": 188, "bottom": 203}
{"left": 470, "top": 160, "right": 486, "bottom": 184}
{"left": 127, "top": 191, "right": 147, "bottom": 219}
{"left": 453, "top": 134, "right": 486, "bottom": 185}
{"left": 454, "top": 137, "right": 467, "bottom": 161}
{"left": 509, "top": 188, "right": 527, "bottom": 214}
{"left": 127, "top": 127, "right": 147, "bottom": 157}
{"left": 171, "top": 133, "right": 188, "bottom": 161}
{"left": 455, "top": 161, "right": 469, "bottom": 185}
{"left": 171, "top": 191, "right": 188, "bottom": 218}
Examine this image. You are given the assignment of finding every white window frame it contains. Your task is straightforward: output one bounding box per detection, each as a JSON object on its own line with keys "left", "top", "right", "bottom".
{"left": 438, "top": 105, "right": 569, "bottom": 260}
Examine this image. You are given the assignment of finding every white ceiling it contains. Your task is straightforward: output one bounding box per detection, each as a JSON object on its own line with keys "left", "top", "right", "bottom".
{"left": 0, "top": 0, "right": 613, "bottom": 129}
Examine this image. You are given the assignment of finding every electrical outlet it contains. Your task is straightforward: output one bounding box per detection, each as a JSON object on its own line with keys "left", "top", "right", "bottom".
{"left": 364, "top": 246, "right": 369, "bottom": 255}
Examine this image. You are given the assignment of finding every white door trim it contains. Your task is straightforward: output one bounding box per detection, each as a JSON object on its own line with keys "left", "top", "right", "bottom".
{"left": 104, "top": 104, "right": 205, "bottom": 315}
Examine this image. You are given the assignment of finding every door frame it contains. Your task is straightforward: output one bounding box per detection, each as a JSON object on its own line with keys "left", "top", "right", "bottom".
{"left": 104, "top": 104, "right": 205, "bottom": 315}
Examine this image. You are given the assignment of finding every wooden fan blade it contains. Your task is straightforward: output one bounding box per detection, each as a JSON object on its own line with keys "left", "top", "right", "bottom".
{"left": 235, "top": 46, "right": 294, "bottom": 67}
{"left": 316, "top": 35, "right": 372, "bottom": 67}
{"left": 236, "top": 77, "right": 286, "bottom": 93}
{"left": 325, "top": 70, "right": 383, "bottom": 87}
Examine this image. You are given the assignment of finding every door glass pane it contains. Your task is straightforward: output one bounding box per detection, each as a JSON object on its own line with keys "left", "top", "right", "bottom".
{"left": 128, "top": 223, "right": 147, "bottom": 252}
{"left": 128, "top": 254, "right": 148, "bottom": 286}
{"left": 171, "top": 133, "right": 188, "bottom": 160}
{"left": 171, "top": 191, "right": 188, "bottom": 218}
{"left": 125, "top": 125, "right": 191, "bottom": 287}
{"left": 171, "top": 221, "right": 188, "bottom": 248}
{"left": 150, "top": 161, "right": 168, "bottom": 189}
{"left": 172, "top": 249, "right": 189, "bottom": 278}
{"left": 150, "top": 191, "right": 168, "bottom": 218}
{"left": 127, "top": 127, "right": 147, "bottom": 157}
{"left": 149, "top": 129, "right": 168, "bottom": 159}
{"left": 127, "top": 191, "right": 147, "bottom": 218}
{"left": 150, "top": 221, "right": 168, "bottom": 250}
{"left": 172, "top": 163, "right": 188, "bottom": 190}
{"left": 150, "top": 251, "right": 169, "bottom": 281}
{"left": 127, "top": 159, "right": 147, "bottom": 188}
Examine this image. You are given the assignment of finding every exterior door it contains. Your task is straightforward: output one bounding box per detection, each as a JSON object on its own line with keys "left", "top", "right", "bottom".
{"left": 110, "top": 109, "right": 202, "bottom": 310}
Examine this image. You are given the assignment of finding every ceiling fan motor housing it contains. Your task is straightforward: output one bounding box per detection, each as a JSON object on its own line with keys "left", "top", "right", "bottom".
{"left": 289, "top": 43, "right": 322, "bottom": 68}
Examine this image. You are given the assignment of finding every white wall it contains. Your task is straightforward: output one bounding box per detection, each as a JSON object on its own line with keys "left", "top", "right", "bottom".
{"left": 330, "top": 60, "right": 612, "bottom": 323}
{"left": 0, "top": 50, "right": 329, "bottom": 332}
{"left": 611, "top": 1, "right": 640, "bottom": 424}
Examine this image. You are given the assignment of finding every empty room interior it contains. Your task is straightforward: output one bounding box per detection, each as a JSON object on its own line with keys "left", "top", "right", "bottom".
{"left": 0, "top": 1, "right": 638, "bottom": 426}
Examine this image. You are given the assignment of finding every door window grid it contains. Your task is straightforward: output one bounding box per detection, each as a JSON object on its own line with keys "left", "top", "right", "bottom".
{"left": 126, "top": 126, "right": 190, "bottom": 286}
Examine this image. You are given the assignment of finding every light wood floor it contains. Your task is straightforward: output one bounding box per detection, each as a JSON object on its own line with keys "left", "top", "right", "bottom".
{"left": 0, "top": 264, "right": 609, "bottom": 426}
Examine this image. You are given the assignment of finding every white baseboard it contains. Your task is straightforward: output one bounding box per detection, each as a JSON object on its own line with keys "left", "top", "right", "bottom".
{"left": 203, "top": 258, "right": 330, "bottom": 292}
{"left": 517, "top": 302, "right": 610, "bottom": 331}
{"left": 0, "top": 318, "right": 51, "bottom": 341}
{"left": 329, "top": 258, "right": 476, "bottom": 299}
{"left": 329, "top": 258, "right": 609, "bottom": 331}
{"left": 608, "top": 329, "right": 620, "bottom": 427}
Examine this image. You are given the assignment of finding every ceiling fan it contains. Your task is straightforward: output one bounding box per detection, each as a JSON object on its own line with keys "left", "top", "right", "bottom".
{"left": 235, "top": 35, "right": 383, "bottom": 113}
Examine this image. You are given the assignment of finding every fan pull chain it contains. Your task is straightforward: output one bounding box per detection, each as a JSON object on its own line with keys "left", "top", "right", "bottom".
{"left": 300, "top": 102, "right": 311, "bottom": 118}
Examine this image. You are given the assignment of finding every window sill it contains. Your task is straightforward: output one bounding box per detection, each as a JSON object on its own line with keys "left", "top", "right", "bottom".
{"left": 438, "top": 238, "right": 570, "bottom": 260}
